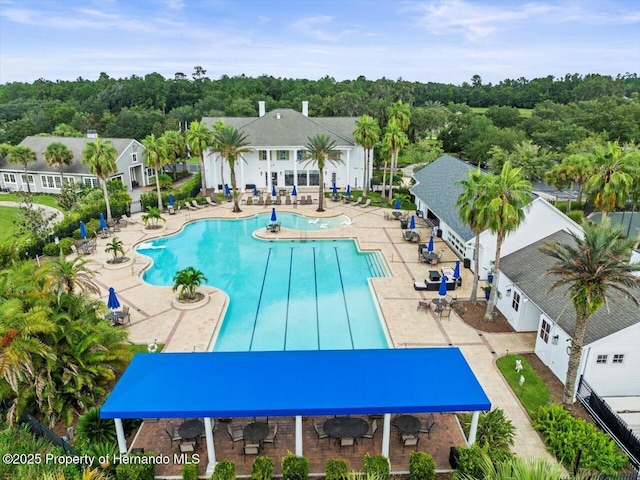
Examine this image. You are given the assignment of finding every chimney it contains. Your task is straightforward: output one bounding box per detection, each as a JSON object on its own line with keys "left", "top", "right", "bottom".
{"left": 87, "top": 129, "right": 97, "bottom": 139}
{"left": 258, "top": 101, "right": 266, "bottom": 117}
{"left": 302, "top": 101, "right": 309, "bottom": 117}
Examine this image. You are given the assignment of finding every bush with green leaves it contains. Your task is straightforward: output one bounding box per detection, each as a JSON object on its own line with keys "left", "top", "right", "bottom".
{"left": 533, "top": 404, "right": 627, "bottom": 474}
{"left": 363, "top": 454, "right": 390, "bottom": 480}
{"left": 409, "top": 451, "right": 436, "bottom": 480}
{"left": 251, "top": 455, "right": 274, "bottom": 480}
{"left": 325, "top": 458, "right": 349, "bottom": 480}
{"left": 75, "top": 407, "right": 117, "bottom": 445}
{"left": 183, "top": 462, "right": 199, "bottom": 480}
{"left": 452, "top": 444, "right": 486, "bottom": 479}
{"left": 115, "top": 452, "right": 155, "bottom": 479}
{"left": 281, "top": 453, "right": 309, "bottom": 480}
{"left": 458, "top": 408, "right": 515, "bottom": 453}
{"left": 211, "top": 459, "right": 236, "bottom": 480}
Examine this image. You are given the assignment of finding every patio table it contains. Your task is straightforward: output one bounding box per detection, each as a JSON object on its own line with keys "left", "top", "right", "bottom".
{"left": 244, "top": 422, "right": 270, "bottom": 443}
{"left": 432, "top": 298, "right": 449, "bottom": 309}
{"left": 179, "top": 419, "right": 204, "bottom": 443}
{"left": 323, "top": 417, "right": 369, "bottom": 439}
{"left": 393, "top": 415, "right": 421, "bottom": 435}
{"left": 392, "top": 211, "right": 403, "bottom": 220}
{"left": 105, "top": 311, "right": 124, "bottom": 326}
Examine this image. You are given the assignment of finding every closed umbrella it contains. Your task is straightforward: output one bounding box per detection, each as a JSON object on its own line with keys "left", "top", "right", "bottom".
{"left": 453, "top": 260, "right": 461, "bottom": 281}
{"left": 270, "top": 207, "right": 277, "bottom": 223}
{"left": 99, "top": 213, "right": 107, "bottom": 230}
{"left": 168, "top": 194, "right": 174, "bottom": 206}
{"left": 409, "top": 215, "right": 416, "bottom": 230}
{"left": 79, "top": 221, "right": 87, "bottom": 239}
{"left": 272, "top": 185, "right": 277, "bottom": 197}
{"left": 292, "top": 185, "right": 297, "bottom": 196}
{"left": 394, "top": 197, "right": 401, "bottom": 210}
{"left": 438, "top": 276, "right": 448, "bottom": 297}
{"left": 224, "top": 184, "right": 231, "bottom": 196}
{"left": 346, "top": 185, "right": 351, "bottom": 197}
{"left": 107, "top": 287, "right": 120, "bottom": 310}
{"left": 332, "top": 183, "right": 337, "bottom": 195}
{"left": 427, "top": 235, "right": 434, "bottom": 252}
{"left": 253, "top": 185, "right": 258, "bottom": 197}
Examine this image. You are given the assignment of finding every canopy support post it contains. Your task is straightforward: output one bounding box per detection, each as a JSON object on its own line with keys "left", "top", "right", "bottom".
{"left": 467, "top": 410, "right": 480, "bottom": 446}
{"left": 204, "top": 417, "right": 216, "bottom": 476}
{"left": 381, "top": 413, "right": 391, "bottom": 458}
{"left": 114, "top": 418, "right": 127, "bottom": 454}
{"left": 295, "top": 415, "right": 303, "bottom": 455}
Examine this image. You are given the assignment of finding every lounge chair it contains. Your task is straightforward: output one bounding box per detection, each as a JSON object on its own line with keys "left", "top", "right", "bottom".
{"left": 275, "top": 196, "right": 282, "bottom": 205}
{"left": 361, "top": 198, "right": 371, "bottom": 208}
{"left": 353, "top": 197, "right": 363, "bottom": 206}
{"left": 185, "top": 202, "right": 197, "bottom": 211}
{"left": 206, "top": 196, "right": 217, "bottom": 206}
{"left": 246, "top": 196, "right": 253, "bottom": 205}
{"left": 257, "top": 196, "right": 264, "bottom": 206}
{"left": 306, "top": 195, "right": 312, "bottom": 204}
{"left": 265, "top": 197, "right": 272, "bottom": 206}
{"left": 168, "top": 205, "right": 176, "bottom": 215}
{"left": 191, "top": 200, "right": 204, "bottom": 209}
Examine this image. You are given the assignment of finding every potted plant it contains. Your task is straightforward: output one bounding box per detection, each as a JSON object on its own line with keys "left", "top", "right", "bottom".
{"left": 172, "top": 266, "right": 208, "bottom": 303}
{"left": 105, "top": 236, "right": 127, "bottom": 264}
{"left": 485, "top": 263, "right": 495, "bottom": 284}
{"left": 482, "top": 285, "right": 492, "bottom": 301}
{"left": 142, "top": 206, "right": 166, "bottom": 230}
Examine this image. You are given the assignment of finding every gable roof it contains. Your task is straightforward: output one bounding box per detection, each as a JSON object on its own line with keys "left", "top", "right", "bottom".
{"left": 202, "top": 109, "right": 357, "bottom": 147}
{"left": 0, "top": 136, "right": 136, "bottom": 175}
{"left": 500, "top": 230, "right": 640, "bottom": 344}
{"left": 410, "top": 155, "right": 476, "bottom": 242}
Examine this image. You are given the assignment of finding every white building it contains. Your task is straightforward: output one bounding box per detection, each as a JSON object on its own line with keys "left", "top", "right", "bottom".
{"left": 201, "top": 101, "right": 367, "bottom": 193}
{"left": 497, "top": 230, "right": 640, "bottom": 397}
{"left": 0, "top": 135, "right": 147, "bottom": 194}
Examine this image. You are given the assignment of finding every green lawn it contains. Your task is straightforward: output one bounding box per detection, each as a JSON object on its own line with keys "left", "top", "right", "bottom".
{"left": 0, "top": 206, "right": 22, "bottom": 244}
{"left": 128, "top": 342, "right": 165, "bottom": 355}
{"left": 0, "top": 192, "right": 60, "bottom": 208}
{"left": 496, "top": 354, "right": 549, "bottom": 414}
{"left": 471, "top": 107, "right": 533, "bottom": 118}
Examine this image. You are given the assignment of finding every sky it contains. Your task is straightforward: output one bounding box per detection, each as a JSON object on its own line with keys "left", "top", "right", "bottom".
{"left": 0, "top": 0, "right": 639, "bottom": 85}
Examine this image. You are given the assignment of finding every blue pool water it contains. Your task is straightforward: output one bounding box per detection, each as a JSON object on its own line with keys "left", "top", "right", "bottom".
{"left": 137, "top": 213, "right": 389, "bottom": 352}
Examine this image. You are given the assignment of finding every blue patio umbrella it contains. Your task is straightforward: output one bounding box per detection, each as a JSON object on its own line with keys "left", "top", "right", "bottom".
{"left": 272, "top": 185, "right": 277, "bottom": 197}
{"left": 346, "top": 185, "right": 351, "bottom": 197}
{"left": 79, "top": 221, "right": 87, "bottom": 239}
{"left": 99, "top": 213, "right": 107, "bottom": 230}
{"left": 292, "top": 185, "right": 297, "bottom": 196}
{"left": 394, "top": 197, "right": 401, "bottom": 210}
{"left": 253, "top": 185, "right": 258, "bottom": 197}
{"left": 270, "top": 207, "right": 277, "bottom": 223}
{"left": 427, "top": 235, "right": 434, "bottom": 252}
{"left": 224, "top": 184, "right": 231, "bottom": 196}
{"left": 107, "top": 287, "right": 120, "bottom": 310}
{"left": 168, "top": 193, "right": 174, "bottom": 206}
{"left": 409, "top": 215, "right": 416, "bottom": 230}
{"left": 332, "top": 183, "right": 337, "bottom": 195}
{"left": 453, "top": 260, "right": 461, "bottom": 280}
{"left": 438, "top": 276, "right": 448, "bottom": 297}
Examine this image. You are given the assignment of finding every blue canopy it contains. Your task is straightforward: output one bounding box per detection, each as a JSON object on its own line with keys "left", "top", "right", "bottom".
{"left": 168, "top": 194, "right": 174, "bottom": 206}
{"left": 439, "top": 276, "right": 448, "bottom": 297}
{"left": 79, "top": 221, "right": 87, "bottom": 239}
{"left": 272, "top": 185, "right": 277, "bottom": 197}
{"left": 101, "top": 348, "right": 490, "bottom": 419}
{"left": 394, "top": 197, "right": 401, "bottom": 210}
{"left": 292, "top": 185, "right": 297, "bottom": 196}
{"left": 453, "top": 260, "right": 461, "bottom": 279}
{"left": 253, "top": 185, "right": 258, "bottom": 197}
{"left": 270, "top": 208, "right": 277, "bottom": 222}
{"left": 427, "top": 235, "right": 434, "bottom": 252}
{"left": 409, "top": 215, "right": 416, "bottom": 230}
{"left": 332, "top": 183, "right": 337, "bottom": 195}
{"left": 346, "top": 185, "right": 351, "bottom": 196}
{"left": 99, "top": 213, "right": 107, "bottom": 230}
{"left": 224, "top": 184, "right": 231, "bottom": 195}
{"left": 107, "top": 287, "right": 120, "bottom": 310}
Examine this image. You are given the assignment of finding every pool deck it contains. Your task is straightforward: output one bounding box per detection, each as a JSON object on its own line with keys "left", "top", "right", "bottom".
{"left": 88, "top": 193, "right": 555, "bottom": 473}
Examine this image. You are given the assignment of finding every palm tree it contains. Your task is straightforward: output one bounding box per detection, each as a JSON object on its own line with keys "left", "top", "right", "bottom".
{"left": 453, "top": 453, "right": 564, "bottom": 480}
{"left": 142, "top": 133, "right": 168, "bottom": 210}
{"left": 382, "top": 118, "right": 408, "bottom": 201}
{"left": 186, "top": 121, "right": 213, "bottom": 195}
{"left": 456, "top": 169, "right": 490, "bottom": 304}
{"left": 162, "top": 130, "right": 187, "bottom": 181}
{"left": 8, "top": 146, "right": 37, "bottom": 194}
{"left": 104, "top": 236, "right": 126, "bottom": 263}
{"left": 141, "top": 206, "right": 166, "bottom": 229}
{"left": 541, "top": 221, "right": 639, "bottom": 407}
{"left": 561, "top": 153, "right": 592, "bottom": 207}
{"left": 544, "top": 164, "right": 569, "bottom": 205}
{"left": 481, "top": 161, "right": 532, "bottom": 321}
{"left": 173, "top": 266, "right": 208, "bottom": 301}
{"left": 300, "top": 133, "right": 343, "bottom": 212}
{"left": 40, "top": 252, "right": 100, "bottom": 297}
{"left": 214, "top": 124, "right": 252, "bottom": 213}
{"left": 43, "top": 141, "right": 73, "bottom": 188}
{"left": 385, "top": 102, "right": 411, "bottom": 200}
{"left": 353, "top": 115, "right": 380, "bottom": 199}
{"left": 585, "top": 141, "right": 638, "bottom": 218}
{"left": 82, "top": 139, "right": 118, "bottom": 223}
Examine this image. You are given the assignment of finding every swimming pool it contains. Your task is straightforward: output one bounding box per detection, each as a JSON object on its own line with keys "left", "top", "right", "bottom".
{"left": 137, "top": 213, "right": 390, "bottom": 352}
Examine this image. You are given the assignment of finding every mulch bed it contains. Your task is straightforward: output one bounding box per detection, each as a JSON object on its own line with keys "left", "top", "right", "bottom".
{"left": 453, "top": 300, "right": 514, "bottom": 333}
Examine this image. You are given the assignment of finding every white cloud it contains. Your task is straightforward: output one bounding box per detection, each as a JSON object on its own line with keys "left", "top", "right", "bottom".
{"left": 291, "top": 14, "right": 363, "bottom": 42}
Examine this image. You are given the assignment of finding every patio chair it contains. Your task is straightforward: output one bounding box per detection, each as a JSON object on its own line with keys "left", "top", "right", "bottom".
{"left": 191, "top": 200, "right": 204, "bottom": 209}
{"left": 206, "top": 196, "right": 217, "bottom": 206}
{"left": 165, "top": 422, "right": 182, "bottom": 447}
{"left": 168, "top": 205, "right": 176, "bottom": 215}
{"left": 361, "top": 198, "right": 371, "bottom": 208}
{"left": 402, "top": 434, "right": 419, "bottom": 452}
{"left": 257, "top": 196, "right": 264, "bottom": 206}
{"left": 179, "top": 441, "right": 196, "bottom": 453}
{"left": 285, "top": 195, "right": 291, "bottom": 205}
{"left": 70, "top": 244, "right": 79, "bottom": 256}
{"left": 121, "top": 305, "right": 131, "bottom": 325}
{"left": 253, "top": 416, "right": 269, "bottom": 423}
{"left": 313, "top": 420, "right": 329, "bottom": 445}
{"left": 243, "top": 444, "right": 260, "bottom": 460}
{"left": 275, "top": 196, "right": 282, "bottom": 205}
{"left": 362, "top": 419, "right": 377, "bottom": 444}
{"left": 384, "top": 212, "right": 392, "bottom": 220}
{"left": 417, "top": 301, "right": 430, "bottom": 312}
{"left": 185, "top": 202, "right": 197, "bottom": 211}
{"left": 262, "top": 422, "right": 278, "bottom": 448}
{"left": 439, "top": 308, "right": 452, "bottom": 320}
{"left": 246, "top": 196, "right": 253, "bottom": 205}
{"left": 420, "top": 413, "right": 436, "bottom": 439}
{"left": 340, "top": 437, "right": 356, "bottom": 452}
{"left": 306, "top": 195, "right": 312, "bottom": 204}
{"left": 265, "top": 197, "right": 272, "bottom": 206}
{"left": 227, "top": 423, "right": 244, "bottom": 448}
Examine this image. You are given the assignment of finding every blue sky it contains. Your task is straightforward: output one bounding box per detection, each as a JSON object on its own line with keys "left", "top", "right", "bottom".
{"left": 0, "top": 0, "right": 638, "bottom": 85}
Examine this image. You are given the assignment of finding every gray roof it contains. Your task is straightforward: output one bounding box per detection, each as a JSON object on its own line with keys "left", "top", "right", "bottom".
{"left": 0, "top": 136, "right": 135, "bottom": 175}
{"left": 500, "top": 230, "right": 640, "bottom": 344}
{"left": 202, "top": 109, "right": 357, "bottom": 147}
{"left": 410, "top": 155, "right": 476, "bottom": 242}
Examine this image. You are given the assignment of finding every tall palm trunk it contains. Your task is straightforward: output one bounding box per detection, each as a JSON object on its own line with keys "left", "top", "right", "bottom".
{"left": 566, "top": 181, "right": 575, "bottom": 213}
{"left": 577, "top": 182, "right": 584, "bottom": 203}
{"left": 101, "top": 178, "right": 113, "bottom": 223}
{"left": 199, "top": 152, "right": 206, "bottom": 194}
{"left": 471, "top": 233, "right": 481, "bottom": 304}
{"left": 60, "top": 166, "right": 65, "bottom": 188}
{"left": 23, "top": 165, "right": 31, "bottom": 194}
{"left": 389, "top": 150, "right": 398, "bottom": 202}
{"left": 220, "top": 155, "right": 225, "bottom": 192}
{"left": 317, "top": 170, "right": 325, "bottom": 212}
{"left": 229, "top": 158, "right": 241, "bottom": 213}
{"left": 155, "top": 178, "right": 163, "bottom": 210}
{"left": 563, "top": 313, "right": 589, "bottom": 407}
{"left": 363, "top": 147, "right": 370, "bottom": 198}
{"left": 483, "top": 234, "right": 504, "bottom": 322}
{"left": 381, "top": 160, "right": 388, "bottom": 200}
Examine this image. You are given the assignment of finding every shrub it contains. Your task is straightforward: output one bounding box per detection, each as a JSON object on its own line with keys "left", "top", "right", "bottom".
{"left": 453, "top": 444, "right": 486, "bottom": 478}
{"left": 533, "top": 404, "right": 627, "bottom": 474}
{"left": 325, "top": 458, "right": 349, "bottom": 480}
{"left": 363, "top": 454, "right": 390, "bottom": 480}
{"left": 251, "top": 455, "right": 274, "bottom": 480}
{"left": 57, "top": 237, "right": 75, "bottom": 255}
{"left": 115, "top": 453, "right": 155, "bottom": 480}
{"left": 76, "top": 407, "right": 116, "bottom": 445}
{"left": 211, "top": 459, "right": 235, "bottom": 480}
{"left": 567, "top": 210, "right": 585, "bottom": 224}
{"left": 281, "top": 453, "right": 309, "bottom": 480}
{"left": 182, "top": 462, "right": 199, "bottom": 480}
{"left": 458, "top": 408, "right": 515, "bottom": 451}
{"left": 43, "top": 241, "right": 60, "bottom": 256}
{"left": 409, "top": 451, "right": 436, "bottom": 480}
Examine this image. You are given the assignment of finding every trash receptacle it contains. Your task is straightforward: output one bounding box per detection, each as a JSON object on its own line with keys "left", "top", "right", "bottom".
{"left": 401, "top": 220, "right": 408, "bottom": 229}
{"left": 464, "top": 258, "right": 471, "bottom": 269}
{"left": 436, "top": 228, "right": 442, "bottom": 238}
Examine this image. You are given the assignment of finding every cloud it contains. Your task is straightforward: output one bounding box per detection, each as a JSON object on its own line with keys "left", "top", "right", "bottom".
{"left": 162, "top": 0, "right": 185, "bottom": 9}
{"left": 291, "top": 14, "right": 363, "bottom": 42}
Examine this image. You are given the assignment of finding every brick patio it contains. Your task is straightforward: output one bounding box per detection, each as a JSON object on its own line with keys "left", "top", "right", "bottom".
{"left": 130, "top": 414, "right": 465, "bottom": 476}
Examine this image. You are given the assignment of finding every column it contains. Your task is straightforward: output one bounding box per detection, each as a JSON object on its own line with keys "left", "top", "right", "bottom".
{"left": 295, "top": 415, "right": 303, "bottom": 456}
{"left": 115, "top": 418, "right": 127, "bottom": 454}
{"left": 345, "top": 149, "right": 351, "bottom": 188}
{"left": 293, "top": 149, "right": 298, "bottom": 189}
{"left": 204, "top": 417, "right": 216, "bottom": 476}
{"left": 210, "top": 151, "right": 218, "bottom": 192}
{"left": 266, "top": 150, "right": 272, "bottom": 190}
{"left": 467, "top": 411, "right": 480, "bottom": 446}
{"left": 381, "top": 413, "right": 391, "bottom": 458}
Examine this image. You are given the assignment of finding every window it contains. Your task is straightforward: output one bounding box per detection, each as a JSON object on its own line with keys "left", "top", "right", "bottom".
{"left": 297, "top": 172, "right": 307, "bottom": 186}
{"left": 512, "top": 291, "right": 521, "bottom": 312}
{"left": 278, "top": 150, "right": 288, "bottom": 161}
{"left": 308, "top": 170, "right": 319, "bottom": 186}
{"left": 20, "top": 174, "right": 34, "bottom": 184}
{"left": 297, "top": 150, "right": 303, "bottom": 161}
{"left": 42, "top": 175, "right": 62, "bottom": 189}
{"left": 132, "top": 153, "right": 138, "bottom": 163}
{"left": 64, "top": 177, "right": 75, "bottom": 186}
{"left": 146, "top": 167, "right": 155, "bottom": 177}
{"left": 540, "top": 319, "right": 551, "bottom": 343}
{"left": 83, "top": 177, "right": 99, "bottom": 188}
{"left": 331, "top": 172, "right": 337, "bottom": 184}
{"left": 612, "top": 354, "right": 624, "bottom": 364}
{"left": 3, "top": 173, "right": 16, "bottom": 183}
{"left": 284, "top": 170, "right": 294, "bottom": 186}
{"left": 259, "top": 150, "right": 267, "bottom": 161}
{"left": 596, "top": 355, "right": 608, "bottom": 364}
